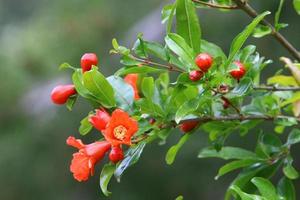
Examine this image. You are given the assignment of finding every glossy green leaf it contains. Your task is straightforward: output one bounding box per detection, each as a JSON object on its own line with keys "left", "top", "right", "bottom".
{"left": 59, "top": 62, "right": 75, "bottom": 71}
{"left": 142, "top": 77, "right": 155, "bottom": 99}
{"left": 100, "top": 163, "right": 116, "bottom": 196}
{"left": 287, "top": 128, "right": 300, "bottom": 145}
{"left": 162, "top": 3, "right": 176, "bottom": 33}
{"left": 120, "top": 55, "right": 143, "bottom": 66}
{"left": 281, "top": 92, "right": 300, "bottom": 107}
{"left": 253, "top": 25, "right": 272, "bottom": 38}
{"left": 79, "top": 115, "right": 93, "bottom": 136}
{"left": 267, "top": 75, "right": 299, "bottom": 86}
{"left": 143, "top": 41, "right": 168, "bottom": 61}
{"left": 229, "top": 185, "right": 266, "bottom": 200}
{"left": 107, "top": 76, "right": 134, "bottom": 112}
{"left": 277, "top": 177, "right": 296, "bottom": 200}
{"left": 114, "top": 142, "right": 146, "bottom": 182}
{"left": 274, "top": 0, "right": 286, "bottom": 31}
{"left": 175, "top": 195, "right": 184, "bottom": 200}
{"left": 201, "top": 39, "right": 226, "bottom": 61}
{"left": 283, "top": 161, "right": 299, "bottom": 180}
{"left": 165, "top": 33, "right": 196, "bottom": 70}
{"left": 83, "top": 67, "right": 116, "bottom": 108}
{"left": 115, "top": 66, "right": 165, "bottom": 76}
{"left": 251, "top": 177, "right": 278, "bottom": 200}
{"left": 227, "top": 77, "right": 252, "bottom": 98}
{"left": 198, "top": 147, "right": 258, "bottom": 160}
{"left": 216, "top": 159, "right": 258, "bottom": 180}
{"left": 176, "top": 0, "right": 201, "bottom": 53}
{"left": 293, "top": 0, "right": 300, "bottom": 14}
{"left": 175, "top": 97, "right": 201, "bottom": 123}
{"left": 166, "top": 133, "right": 191, "bottom": 165}
{"left": 66, "top": 95, "right": 77, "bottom": 111}
{"left": 224, "top": 11, "right": 270, "bottom": 69}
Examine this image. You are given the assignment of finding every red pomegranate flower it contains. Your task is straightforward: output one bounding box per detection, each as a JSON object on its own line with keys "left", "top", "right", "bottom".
{"left": 66, "top": 136, "right": 111, "bottom": 182}
{"left": 102, "top": 109, "right": 138, "bottom": 146}
{"left": 89, "top": 109, "right": 111, "bottom": 131}
{"left": 124, "top": 74, "right": 140, "bottom": 100}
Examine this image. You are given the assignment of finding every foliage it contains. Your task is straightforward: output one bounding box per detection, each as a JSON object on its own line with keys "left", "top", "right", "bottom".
{"left": 53, "top": 0, "right": 300, "bottom": 199}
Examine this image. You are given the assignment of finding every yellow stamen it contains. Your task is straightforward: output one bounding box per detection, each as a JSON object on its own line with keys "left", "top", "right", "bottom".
{"left": 113, "top": 125, "right": 127, "bottom": 140}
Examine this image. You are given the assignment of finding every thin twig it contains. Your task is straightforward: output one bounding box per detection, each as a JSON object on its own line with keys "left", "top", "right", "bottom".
{"left": 192, "top": 0, "right": 238, "bottom": 9}
{"left": 131, "top": 55, "right": 185, "bottom": 73}
{"left": 232, "top": 0, "right": 300, "bottom": 61}
{"left": 179, "top": 115, "right": 300, "bottom": 124}
{"left": 253, "top": 86, "right": 300, "bottom": 91}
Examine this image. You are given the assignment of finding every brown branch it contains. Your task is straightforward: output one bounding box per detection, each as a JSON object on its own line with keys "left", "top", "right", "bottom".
{"left": 192, "top": 0, "right": 238, "bottom": 9}
{"left": 179, "top": 115, "right": 300, "bottom": 124}
{"left": 253, "top": 86, "right": 300, "bottom": 91}
{"left": 232, "top": 0, "right": 300, "bottom": 62}
{"left": 131, "top": 55, "right": 185, "bottom": 73}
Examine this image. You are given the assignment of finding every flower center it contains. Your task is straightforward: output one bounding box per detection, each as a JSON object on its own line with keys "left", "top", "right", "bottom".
{"left": 113, "top": 125, "right": 127, "bottom": 140}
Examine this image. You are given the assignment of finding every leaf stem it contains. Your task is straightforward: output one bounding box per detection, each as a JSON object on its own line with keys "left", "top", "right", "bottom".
{"left": 232, "top": 0, "right": 300, "bottom": 61}
{"left": 131, "top": 55, "right": 185, "bottom": 73}
{"left": 192, "top": 0, "right": 238, "bottom": 10}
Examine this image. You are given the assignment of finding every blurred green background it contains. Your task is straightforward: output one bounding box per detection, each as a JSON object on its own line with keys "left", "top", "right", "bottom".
{"left": 0, "top": 0, "right": 299, "bottom": 199}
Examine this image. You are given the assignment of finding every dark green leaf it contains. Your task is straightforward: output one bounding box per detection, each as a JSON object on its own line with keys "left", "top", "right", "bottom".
{"left": 198, "top": 147, "right": 258, "bottom": 160}
{"left": 286, "top": 128, "right": 300, "bottom": 146}
{"left": 166, "top": 133, "right": 191, "bottom": 165}
{"left": 115, "top": 66, "right": 165, "bottom": 76}
{"left": 224, "top": 11, "right": 270, "bottom": 69}
{"left": 227, "top": 78, "right": 252, "bottom": 98}
{"left": 176, "top": 0, "right": 201, "bottom": 53}
{"left": 283, "top": 159, "right": 299, "bottom": 180}
{"left": 229, "top": 185, "right": 265, "bottom": 200}
{"left": 201, "top": 39, "right": 226, "bottom": 61}
{"left": 100, "top": 163, "right": 116, "bottom": 196}
{"left": 107, "top": 76, "right": 134, "bottom": 112}
{"left": 120, "top": 55, "right": 143, "bottom": 66}
{"left": 277, "top": 177, "right": 296, "bottom": 200}
{"left": 251, "top": 177, "right": 277, "bottom": 200}
{"left": 253, "top": 25, "right": 272, "bottom": 38}
{"left": 216, "top": 159, "right": 258, "bottom": 179}
{"left": 83, "top": 67, "right": 116, "bottom": 108}
{"left": 114, "top": 142, "right": 146, "bottom": 182}
{"left": 175, "top": 97, "right": 201, "bottom": 123}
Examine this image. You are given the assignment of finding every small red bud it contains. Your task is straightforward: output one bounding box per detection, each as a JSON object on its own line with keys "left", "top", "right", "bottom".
{"left": 81, "top": 53, "right": 98, "bottom": 73}
{"left": 195, "top": 53, "right": 213, "bottom": 72}
{"left": 218, "top": 84, "right": 229, "bottom": 94}
{"left": 109, "top": 146, "right": 124, "bottom": 164}
{"left": 189, "top": 70, "right": 204, "bottom": 82}
{"left": 230, "top": 61, "right": 246, "bottom": 81}
{"left": 51, "top": 84, "right": 77, "bottom": 105}
{"left": 180, "top": 121, "right": 199, "bottom": 133}
{"left": 223, "top": 99, "right": 230, "bottom": 109}
{"left": 149, "top": 118, "right": 156, "bottom": 125}
{"left": 89, "top": 109, "right": 111, "bottom": 131}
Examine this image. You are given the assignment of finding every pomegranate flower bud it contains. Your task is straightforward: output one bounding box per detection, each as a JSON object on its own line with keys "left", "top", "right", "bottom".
{"left": 51, "top": 84, "right": 77, "bottom": 105}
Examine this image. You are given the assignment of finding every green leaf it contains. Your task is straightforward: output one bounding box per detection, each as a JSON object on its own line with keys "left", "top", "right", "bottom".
{"left": 281, "top": 92, "right": 300, "bottom": 107}
{"left": 227, "top": 77, "right": 252, "bottom": 98}
{"left": 216, "top": 159, "right": 258, "bottom": 180}
{"left": 293, "top": 0, "right": 300, "bottom": 15}
{"left": 274, "top": 0, "right": 286, "bottom": 31}
{"left": 287, "top": 129, "right": 300, "bottom": 145}
{"left": 267, "top": 75, "right": 299, "bottom": 86}
{"left": 83, "top": 67, "right": 116, "bottom": 108}
{"left": 198, "top": 147, "right": 258, "bottom": 160}
{"left": 143, "top": 41, "right": 168, "bottom": 61}
{"left": 251, "top": 177, "right": 278, "bottom": 200}
{"left": 253, "top": 25, "right": 272, "bottom": 38}
{"left": 162, "top": 3, "right": 176, "bottom": 33}
{"left": 79, "top": 115, "right": 93, "bottom": 136}
{"left": 66, "top": 95, "right": 77, "bottom": 111}
{"left": 115, "top": 66, "right": 165, "bottom": 76}
{"left": 277, "top": 177, "right": 296, "bottom": 200}
{"left": 224, "top": 11, "right": 270, "bottom": 69}
{"left": 120, "top": 55, "right": 143, "bottom": 66}
{"left": 175, "top": 195, "right": 184, "bottom": 200}
{"left": 100, "top": 163, "right": 116, "bottom": 196}
{"left": 142, "top": 77, "right": 155, "bottom": 99}
{"left": 283, "top": 158, "right": 299, "bottom": 180}
{"left": 114, "top": 142, "right": 146, "bottom": 182}
{"left": 59, "top": 62, "right": 75, "bottom": 71}
{"left": 72, "top": 69, "right": 99, "bottom": 102}
{"left": 107, "top": 76, "right": 134, "bottom": 112}
{"left": 166, "top": 133, "right": 191, "bottom": 165}
{"left": 175, "top": 97, "right": 201, "bottom": 123}
{"left": 176, "top": 0, "right": 201, "bottom": 53}
{"left": 201, "top": 39, "right": 226, "bottom": 61}
{"left": 165, "top": 33, "right": 196, "bottom": 70}
{"left": 229, "top": 185, "right": 266, "bottom": 200}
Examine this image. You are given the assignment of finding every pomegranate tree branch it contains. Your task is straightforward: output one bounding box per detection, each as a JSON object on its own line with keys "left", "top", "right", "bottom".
{"left": 232, "top": 0, "right": 300, "bottom": 61}
{"left": 253, "top": 86, "right": 300, "bottom": 91}
{"left": 192, "top": 0, "right": 238, "bottom": 9}
{"left": 131, "top": 55, "right": 185, "bottom": 73}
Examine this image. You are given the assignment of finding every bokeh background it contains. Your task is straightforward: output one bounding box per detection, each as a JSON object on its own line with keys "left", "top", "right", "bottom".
{"left": 0, "top": 0, "right": 299, "bottom": 199}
